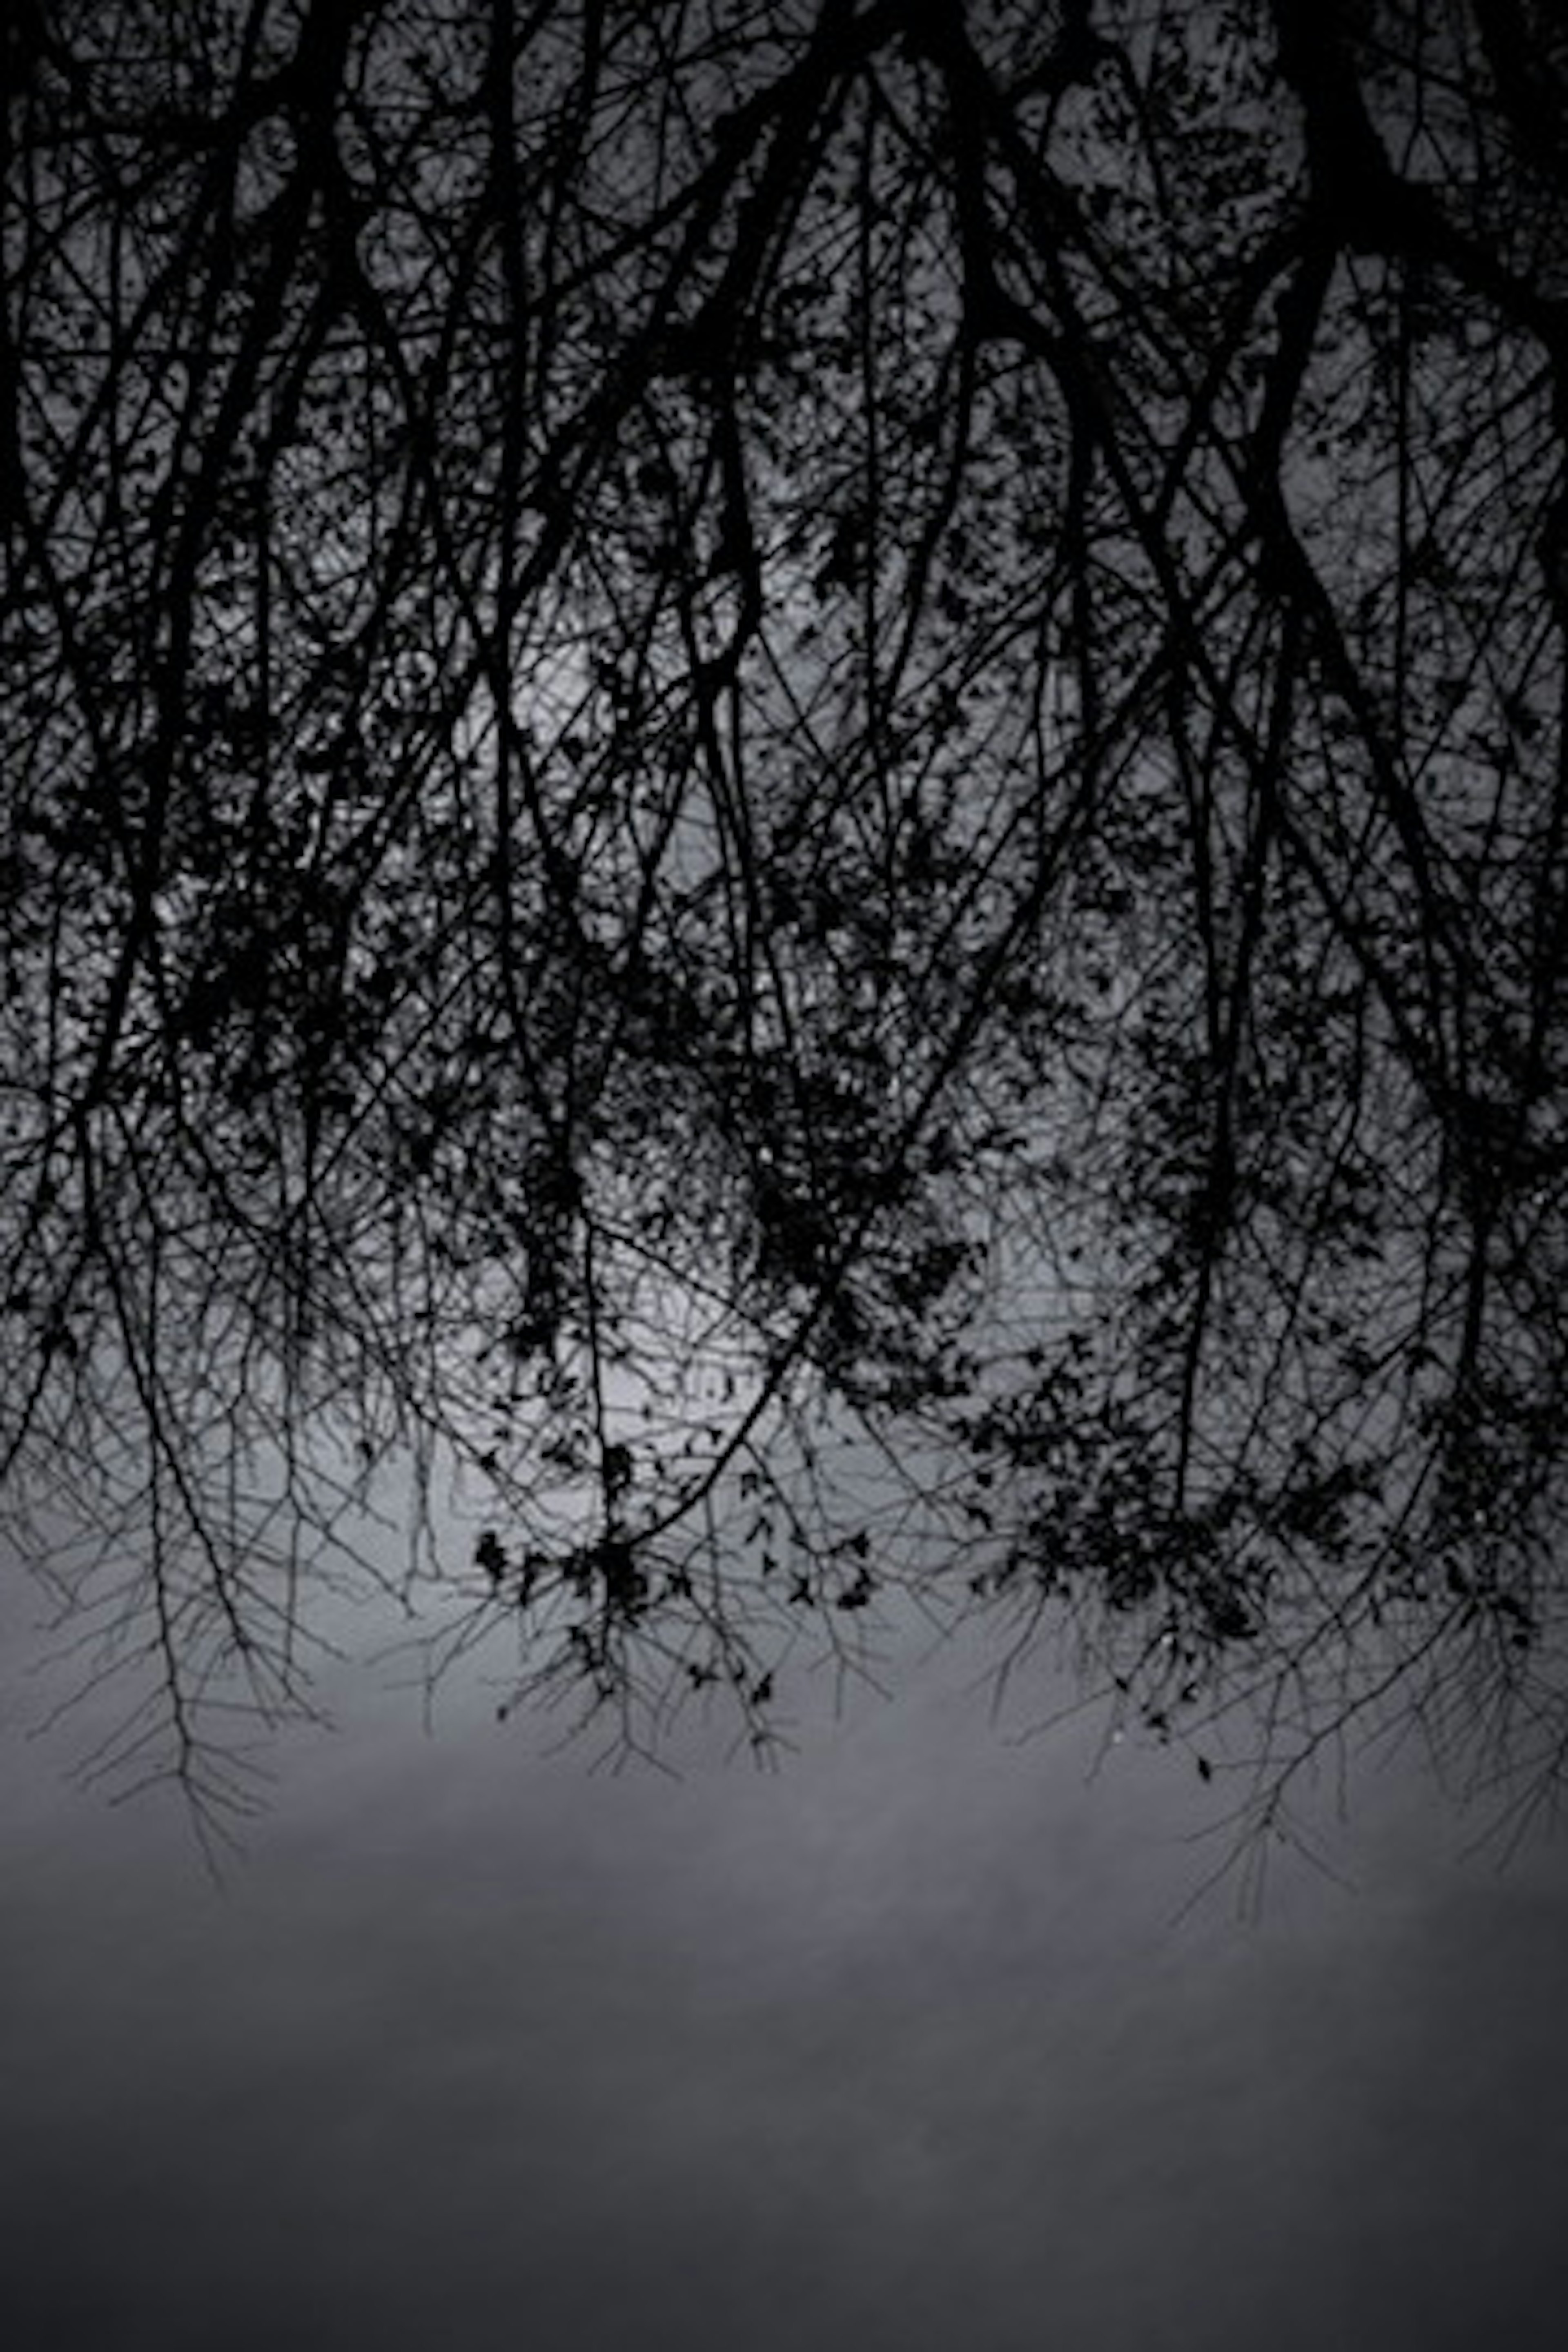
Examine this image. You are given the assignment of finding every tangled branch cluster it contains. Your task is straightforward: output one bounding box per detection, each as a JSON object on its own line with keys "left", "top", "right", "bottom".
{"left": 5, "top": 0, "right": 1568, "bottom": 1835}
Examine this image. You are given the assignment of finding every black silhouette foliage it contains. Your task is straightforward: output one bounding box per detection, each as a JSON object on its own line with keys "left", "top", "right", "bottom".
{"left": 6, "top": 0, "right": 1568, "bottom": 1844}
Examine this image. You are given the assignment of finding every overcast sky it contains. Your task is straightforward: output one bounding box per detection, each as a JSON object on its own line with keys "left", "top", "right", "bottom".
{"left": 5, "top": 1544, "right": 1568, "bottom": 2352}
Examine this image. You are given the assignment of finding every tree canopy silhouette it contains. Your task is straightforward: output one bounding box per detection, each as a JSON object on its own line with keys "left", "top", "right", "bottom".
{"left": 5, "top": 0, "right": 1568, "bottom": 1842}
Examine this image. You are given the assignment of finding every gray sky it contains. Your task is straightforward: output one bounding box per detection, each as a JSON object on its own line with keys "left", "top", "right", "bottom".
{"left": 4, "top": 1558, "right": 1568, "bottom": 2352}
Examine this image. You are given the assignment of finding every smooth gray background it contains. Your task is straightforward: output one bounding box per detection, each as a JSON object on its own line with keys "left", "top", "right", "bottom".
{"left": 4, "top": 1528, "right": 1567, "bottom": 2352}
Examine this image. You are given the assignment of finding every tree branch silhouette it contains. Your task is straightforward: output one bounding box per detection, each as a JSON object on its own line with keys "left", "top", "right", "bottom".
{"left": 4, "top": 0, "right": 1568, "bottom": 1847}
